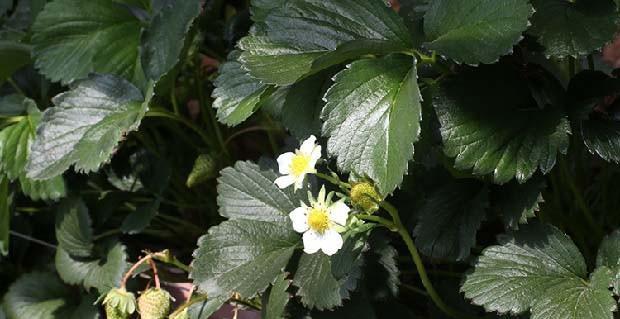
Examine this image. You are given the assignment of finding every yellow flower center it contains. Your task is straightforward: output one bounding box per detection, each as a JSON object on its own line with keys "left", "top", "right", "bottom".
{"left": 307, "top": 207, "right": 330, "bottom": 233}
{"left": 289, "top": 153, "right": 311, "bottom": 177}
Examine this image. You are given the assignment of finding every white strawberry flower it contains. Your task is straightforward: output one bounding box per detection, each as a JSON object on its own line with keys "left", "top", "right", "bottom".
{"left": 274, "top": 135, "right": 321, "bottom": 190}
{"left": 289, "top": 186, "right": 350, "bottom": 256}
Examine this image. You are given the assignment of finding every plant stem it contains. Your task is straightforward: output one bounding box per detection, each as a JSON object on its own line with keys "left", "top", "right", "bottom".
{"left": 195, "top": 71, "right": 229, "bottom": 159}
{"left": 9, "top": 231, "right": 56, "bottom": 249}
{"left": 152, "top": 250, "right": 192, "bottom": 273}
{"left": 353, "top": 214, "right": 396, "bottom": 230}
{"left": 231, "top": 297, "right": 262, "bottom": 310}
{"left": 93, "top": 229, "right": 121, "bottom": 241}
{"left": 170, "top": 86, "right": 180, "bottom": 115}
{"left": 7, "top": 78, "right": 26, "bottom": 96}
{"left": 121, "top": 254, "right": 153, "bottom": 288}
{"left": 400, "top": 283, "right": 429, "bottom": 296}
{"left": 224, "top": 126, "right": 276, "bottom": 146}
{"left": 145, "top": 108, "right": 214, "bottom": 148}
{"left": 148, "top": 258, "right": 161, "bottom": 289}
{"left": 373, "top": 201, "right": 476, "bottom": 319}
{"left": 558, "top": 158, "right": 603, "bottom": 238}
{"left": 315, "top": 172, "right": 351, "bottom": 191}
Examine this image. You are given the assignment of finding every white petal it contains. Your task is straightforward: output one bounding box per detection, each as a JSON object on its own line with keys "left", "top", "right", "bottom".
{"left": 302, "top": 230, "right": 322, "bottom": 254}
{"left": 320, "top": 230, "right": 343, "bottom": 256}
{"left": 274, "top": 175, "right": 296, "bottom": 189}
{"left": 329, "top": 201, "right": 350, "bottom": 226}
{"left": 317, "top": 185, "right": 326, "bottom": 203}
{"left": 293, "top": 174, "right": 306, "bottom": 190}
{"left": 299, "top": 135, "right": 317, "bottom": 154}
{"left": 310, "top": 145, "right": 322, "bottom": 164}
{"left": 289, "top": 207, "right": 309, "bottom": 233}
{"left": 276, "top": 152, "right": 295, "bottom": 174}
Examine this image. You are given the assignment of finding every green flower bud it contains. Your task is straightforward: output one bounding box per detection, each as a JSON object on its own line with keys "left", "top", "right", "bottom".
{"left": 102, "top": 288, "right": 136, "bottom": 319}
{"left": 138, "top": 288, "right": 172, "bottom": 319}
{"left": 350, "top": 182, "right": 381, "bottom": 213}
{"left": 186, "top": 153, "right": 218, "bottom": 188}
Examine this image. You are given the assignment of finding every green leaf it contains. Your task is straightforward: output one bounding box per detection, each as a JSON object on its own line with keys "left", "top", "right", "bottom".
{"left": 0, "top": 41, "right": 31, "bottom": 84}
{"left": 217, "top": 161, "right": 305, "bottom": 224}
{"left": 294, "top": 253, "right": 343, "bottom": 311}
{"left": 120, "top": 198, "right": 160, "bottom": 234}
{"left": 413, "top": 179, "right": 489, "bottom": 261}
{"left": 0, "top": 94, "right": 27, "bottom": 116}
{"left": 3, "top": 272, "right": 100, "bottom": 319}
{"left": 212, "top": 51, "right": 270, "bottom": 126}
{"left": 462, "top": 223, "right": 616, "bottom": 318}
{"left": 250, "top": 0, "right": 286, "bottom": 22}
{"left": 26, "top": 74, "right": 153, "bottom": 180}
{"left": 190, "top": 219, "right": 299, "bottom": 298}
{"left": 322, "top": 54, "right": 421, "bottom": 195}
{"left": 0, "top": 177, "right": 11, "bottom": 256}
{"left": 263, "top": 273, "right": 291, "bottom": 319}
{"left": 239, "top": 0, "right": 412, "bottom": 85}
{"left": 365, "top": 231, "right": 400, "bottom": 298}
{"left": 566, "top": 70, "right": 620, "bottom": 122}
{"left": 494, "top": 176, "right": 546, "bottom": 229}
{"left": 141, "top": 0, "right": 201, "bottom": 81}
{"left": 293, "top": 230, "right": 368, "bottom": 310}
{"left": 529, "top": 267, "right": 616, "bottom": 319}
{"left": 582, "top": 116, "right": 620, "bottom": 163}
{"left": 55, "top": 197, "right": 93, "bottom": 257}
{"left": 435, "top": 64, "right": 571, "bottom": 184}
{"left": 597, "top": 230, "right": 620, "bottom": 270}
{"left": 564, "top": 71, "right": 620, "bottom": 163}
{"left": 0, "top": 98, "right": 66, "bottom": 201}
{"left": 528, "top": 0, "right": 618, "bottom": 58}
{"left": 187, "top": 296, "right": 227, "bottom": 319}
{"left": 31, "top": 0, "right": 144, "bottom": 85}
{"left": 0, "top": 0, "right": 11, "bottom": 16}
{"left": 55, "top": 242, "right": 128, "bottom": 293}
{"left": 423, "top": 0, "right": 533, "bottom": 64}
{"left": 280, "top": 70, "right": 332, "bottom": 140}
{"left": 596, "top": 229, "right": 620, "bottom": 295}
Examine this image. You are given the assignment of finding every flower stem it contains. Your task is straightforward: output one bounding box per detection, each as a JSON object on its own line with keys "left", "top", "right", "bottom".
{"left": 152, "top": 250, "right": 191, "bottom": 273}
{"left": 315, "top": 172, "right": 351, "bottom": 191}
{"left": 353, "top": 214, "right": 396, "bottom": 230}
{"left": 121, "top": 254, "right": 153, "bottom": 288}
{"left": 373, "top": 201, "right": 477, "bottom": 319}
{"left": 147, "top": 258, "right": 161, "bottom": 289}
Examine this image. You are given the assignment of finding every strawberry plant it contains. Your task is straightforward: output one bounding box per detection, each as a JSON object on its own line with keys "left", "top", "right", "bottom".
{"left": 0, "top": 0, "right": 620, "bottom": 318}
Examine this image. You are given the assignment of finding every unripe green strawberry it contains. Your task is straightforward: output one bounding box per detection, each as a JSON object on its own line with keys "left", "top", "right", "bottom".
{"left": 102, "top": 288, "right": 136, "bottom": 319}
{"left": 138, "top": 288, "right": 172, "bottom": 319}
{"left": 350, "top": 181, "right": 381, "bottom": 213}
{"left": 105, "top": 303, "right": 129, "bottom": 319}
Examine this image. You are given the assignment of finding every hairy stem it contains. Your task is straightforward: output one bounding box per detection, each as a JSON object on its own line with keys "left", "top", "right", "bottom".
{"left": 377, "top": 202, "right": 477, "bottom": 319}
{"left": 147, "top": 258, "right": 161, "bottom": 289}
{"left": 315, "top": 172, "right": 351, "bottom": 191}
{"left": 121, "top": 254, "right": 153, "bottom": 288}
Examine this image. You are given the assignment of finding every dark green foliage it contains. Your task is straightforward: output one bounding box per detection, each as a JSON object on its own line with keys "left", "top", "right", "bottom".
{"left": 1, "top": 0, "right": 620, "bottom": 318}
